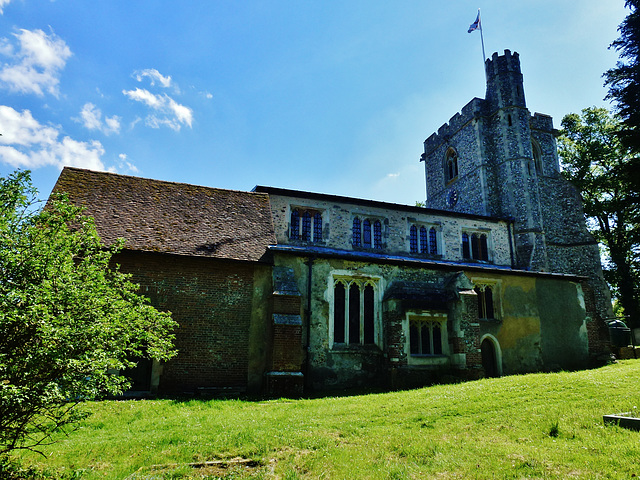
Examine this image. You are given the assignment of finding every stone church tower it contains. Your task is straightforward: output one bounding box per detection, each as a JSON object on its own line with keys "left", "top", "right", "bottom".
{"left": 422, "top": 50, "right": 613, "bottom": 322}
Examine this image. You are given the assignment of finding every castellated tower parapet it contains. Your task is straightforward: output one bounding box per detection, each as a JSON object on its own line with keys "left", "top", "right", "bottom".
{"left": 484, "top": 49, "right": 526, "bottom": 112}
{"left": 420, "top": 49, "right": 613, "bottom": 324}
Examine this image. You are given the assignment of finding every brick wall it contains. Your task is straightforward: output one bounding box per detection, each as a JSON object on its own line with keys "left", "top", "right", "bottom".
{"left": 114, "top": 250, "right": 260, "bottom": 393}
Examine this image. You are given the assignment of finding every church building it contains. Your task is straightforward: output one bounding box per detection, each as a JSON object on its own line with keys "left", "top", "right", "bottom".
{"left": 51, "top": 51, "right": 613, "bottom": 395}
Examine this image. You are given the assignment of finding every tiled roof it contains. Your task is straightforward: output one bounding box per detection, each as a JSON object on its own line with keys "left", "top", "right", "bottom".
{"left": 51, "top": 167, "right": 276, "bottom": 262}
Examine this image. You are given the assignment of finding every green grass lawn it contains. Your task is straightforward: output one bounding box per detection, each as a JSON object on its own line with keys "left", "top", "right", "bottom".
{"left": 16, "top": 360, "right": 640, "bottom": 479}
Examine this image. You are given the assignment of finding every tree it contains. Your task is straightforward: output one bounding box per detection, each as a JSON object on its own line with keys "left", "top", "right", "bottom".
{"left": 605, "top": 1, "right": 640, "bottom": 149}
{"left": 558, "top": 107, "right": 640, "bottom": 327}
{"left": 0, "top": 171, "right": 177, "bottom": 455}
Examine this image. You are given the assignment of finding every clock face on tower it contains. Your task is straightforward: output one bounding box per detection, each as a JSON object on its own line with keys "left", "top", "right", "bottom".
{"left": 447, "top": 188, "right": 458, "bottom": 208}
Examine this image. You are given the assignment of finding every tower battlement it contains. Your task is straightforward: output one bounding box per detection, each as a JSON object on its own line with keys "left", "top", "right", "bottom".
{"left": 423, "top": 97, "right": 484, "bottom": 154}
{"left": 485, "top": 49, "right": 521, "bottom": 78}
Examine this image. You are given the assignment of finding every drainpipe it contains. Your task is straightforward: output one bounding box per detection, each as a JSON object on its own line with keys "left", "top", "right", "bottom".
{"left": 507, "top": 218, "right": 516, "bottom": 269}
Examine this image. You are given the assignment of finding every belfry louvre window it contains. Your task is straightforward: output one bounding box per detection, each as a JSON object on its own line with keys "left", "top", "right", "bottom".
{"left": 462, "top": 232, "right": 489, "bottom": 261}
{"left": 333, "top": 278, "right": 378, "bottom": 346}
{"left": 353, "top": 217, "right": 383, "bottom": 249}
{"left": 290, "top": 208, "right": 322, "bottom": 242}
{"left": 445, "top": 147, "right": 459, "bottom": 183}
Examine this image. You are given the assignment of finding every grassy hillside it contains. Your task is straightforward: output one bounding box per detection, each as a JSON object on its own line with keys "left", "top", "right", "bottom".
{"left": 16, "top": 360, "right": 640, "bottom": 479}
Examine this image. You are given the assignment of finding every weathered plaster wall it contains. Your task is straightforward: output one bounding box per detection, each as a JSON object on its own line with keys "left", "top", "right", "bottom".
{"left": 274, "top": 251, "right": 590, "bottom": 391}
{"left": 537, "top": 278, "right": 589, "bottom": 369}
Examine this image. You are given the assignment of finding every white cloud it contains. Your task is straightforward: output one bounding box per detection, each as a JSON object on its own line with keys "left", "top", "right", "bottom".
{"left": 122, "top": 87, "right": 193, "bottom": 131}
{"left": 0, "top": 28, "right": 72, "bottom": 97}
{"left": 117, "top": 153, "right": 139, "bottom": 173}
{"left": 0, "top": 0, "right": 11, "bottom": 14}
{"left": 76, "top": 102, "right": 121, "bottom": 135}
{"left": 134, "top": 68, "right": 172, "bottom": 88}
{"left": 0, "top": 105, "right": 106, "bottom": 170}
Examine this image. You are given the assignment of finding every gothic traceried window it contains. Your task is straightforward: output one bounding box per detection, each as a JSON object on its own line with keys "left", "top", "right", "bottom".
{"left": 409, "top": 319, "right": 443, "bottom": 355}
{"left": 353, "top": 216, "right": 384, "bottom": 250}
{"left": 473, "top": 282, "right": 499, "bottom": 321}
{"left": 290, "top": 207, "right": 323, "bottom": 243}
{"left": 332, "top": 277, "right": 379, "bottom": 347}
{"left": 462, "top": 231, "right": 489, "bottom": 261}
{"left": 409, "top": 223, "right": 439, "bottom": 255}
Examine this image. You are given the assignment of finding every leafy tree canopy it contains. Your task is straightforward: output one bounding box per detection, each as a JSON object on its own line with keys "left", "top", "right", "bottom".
{"left": 0, "top": 171, "right": 177, "bottom": 455}
{"left": 605, "top": 1, "right": 640, "bottom": 161}
{"left": 558, "top": 107, "right": 640, "bottom": 327}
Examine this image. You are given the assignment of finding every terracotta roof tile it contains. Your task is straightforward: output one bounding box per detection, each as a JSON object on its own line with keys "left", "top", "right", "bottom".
{"left": 51, "top": 167, "right": 276, "bottom": 262}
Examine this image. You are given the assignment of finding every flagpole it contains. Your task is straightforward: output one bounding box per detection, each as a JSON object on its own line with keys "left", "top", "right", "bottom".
{"left": 478, "top": 9, "right": 487, "bottom": 81}
{"left": 468, "top": 9, "right": 487, "bottom": 81}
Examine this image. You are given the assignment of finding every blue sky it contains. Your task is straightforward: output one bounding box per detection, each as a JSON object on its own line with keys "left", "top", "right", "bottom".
{"left": 0, "top": 1, "right": 629, "bottom": 205}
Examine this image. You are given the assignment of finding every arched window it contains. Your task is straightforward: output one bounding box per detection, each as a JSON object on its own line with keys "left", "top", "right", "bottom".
{"left": 462, "top": 232, "right": 470, "bottom": 259}
{"left": 302, "top": 211, "right": 312, "bottom": 241}
{"left": 363, "top": 284, "right": 375, "bottom": 344}
{"left": 333, "top": 278, "right": 379, "bottom": 346}
{"left": 373, "top": 221, "right": 382, "bottom": 249}
{"left": 463, "top": 232, "right": 489, "bottom": 261}
{"left": 313, "top": 212, "right": 323, "bottom": 242}
{"left": 429, "top": 227, "right": 438, "bottom": 255}
{"left": 352, "top": 217, "right": 361, "bottom": 247}
{"left": 531, "top": 139, "right": 543, "bottom": 175}
{"left": 445, "top": 148, "right": 459, "bottom": 183}
{"left": 409, "top": 319, "right": 444, "bottom": 355}
{"left": 419, "top": 226, "right": 428, "bottom": 253}
{"left": 290, "top": 209, "right": 300, "bottom": 239}
{"left": 475, "top": 285, "right": 495, "bottom": 319}
{"left": 333, "top": 281, "right": 346, "bottom": 343}
{"left": 410, "top": 225, "right": 418, "bottom": 253}
{"left": 290, "top": 208, "right": 323, "bottom": 242}
{"left": 348, "top": 283, "right": 360, "bottom": 344}
{"left": 362, "top": 219, "right": 371, "bottom": 248}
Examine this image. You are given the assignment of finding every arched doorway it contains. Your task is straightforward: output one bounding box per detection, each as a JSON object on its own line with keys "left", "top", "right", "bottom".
{"left": 480, "top": 336, "right": 501, "bottom": 378}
